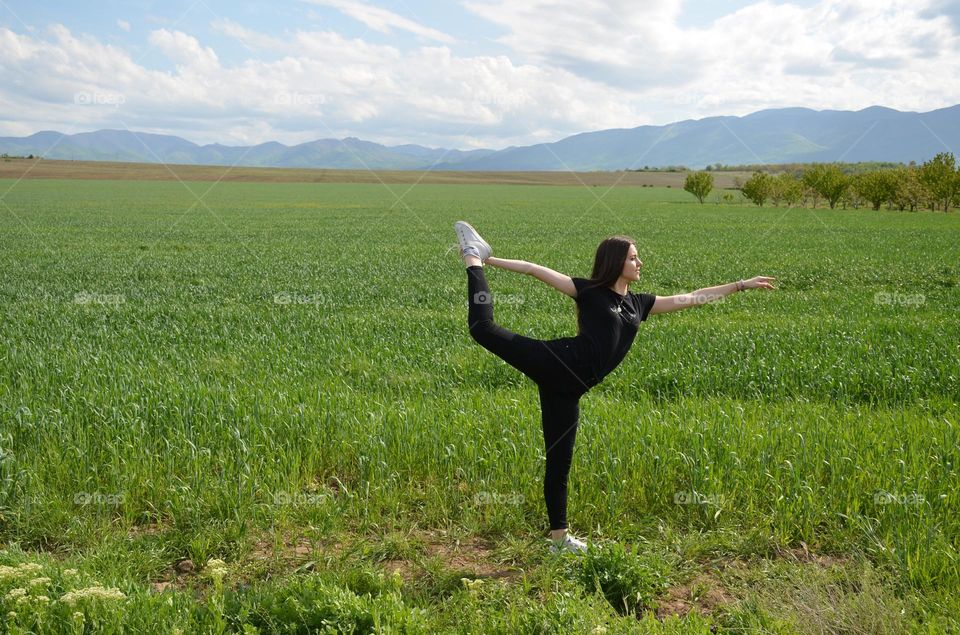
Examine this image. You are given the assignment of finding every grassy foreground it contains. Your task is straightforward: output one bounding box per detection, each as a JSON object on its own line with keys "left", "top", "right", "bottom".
{"left": 1, "top": 179, "right": 958, "bottom": 632}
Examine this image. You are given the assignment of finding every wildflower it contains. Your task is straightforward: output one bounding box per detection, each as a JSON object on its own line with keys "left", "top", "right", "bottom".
{"left": 59, "top": 585, "right": 127, "bottom": 604}
{"left": 205, "top": 558, "right": 228, "bottom": 580}
{"left": 460, "top": 577, "right": 484, "bottom": 593}
{"left": 29, "top": 577, "right": 51, "bottom": 587}
{"left": 72, "top": 611, "right": 85, "bottom": 621}
{"left": 5, "top": 588, "right": 26, "bottom": 602}
{"left": 0, "top": 563, "right": 43, "bottom": 583}
{"left": 6, "top": 611, "right": 15, "bottom": 620}
{"left": 63, "top": 569, "right": 79, "bottom": 576}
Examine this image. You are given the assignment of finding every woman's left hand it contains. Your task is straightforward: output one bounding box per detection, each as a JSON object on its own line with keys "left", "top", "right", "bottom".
{"left": 745, "top": 276, "right": 777, "bottom": 290}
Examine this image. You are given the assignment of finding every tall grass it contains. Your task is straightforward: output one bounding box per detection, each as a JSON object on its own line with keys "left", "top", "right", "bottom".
{"left": 0, "top": 179, "right": 957, "bottom": 628}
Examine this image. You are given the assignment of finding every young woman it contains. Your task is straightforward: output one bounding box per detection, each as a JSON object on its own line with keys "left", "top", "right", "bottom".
{"left": 454, "top": 221, "right": 776, "bottom": 553}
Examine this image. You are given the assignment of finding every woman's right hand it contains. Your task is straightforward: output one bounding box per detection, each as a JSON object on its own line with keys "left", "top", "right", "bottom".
{"left": 745, "top": 276, "right": 777, "bottom": 290}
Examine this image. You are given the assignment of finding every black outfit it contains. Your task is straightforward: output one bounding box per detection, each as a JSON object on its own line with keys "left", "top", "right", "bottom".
{"left": 466, "top": 265, "right": 655, "bottom": 530}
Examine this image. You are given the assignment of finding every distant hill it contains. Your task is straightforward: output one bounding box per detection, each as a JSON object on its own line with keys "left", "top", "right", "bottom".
{"left": 436, "top": 105, "right": 960, "bottom": 171}
{"left": 2, "top": 105, "right": 958, "bottom": 170}
{"left": 0, "top": 131, "right": 495, "bottom": 170}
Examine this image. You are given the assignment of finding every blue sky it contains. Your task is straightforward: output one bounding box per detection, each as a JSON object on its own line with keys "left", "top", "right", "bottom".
{"left": 1, "top": 0, "right": 957, "bottom": 149}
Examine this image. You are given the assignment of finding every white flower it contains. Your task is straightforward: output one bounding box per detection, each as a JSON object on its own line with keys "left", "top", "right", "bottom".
{"left": 0, "top": 563, "right": 43, "bottom": 583}
{"left": 5, "top": 588, "right": 26, "bottom": 601}
{"left": 63, "top": 569, "right": 79, "bottom": 576}
{"left": 205, "top": 558, "right": 228, "bottom": 579}
{"left": 29, "top": 577, "right": 51, "bottom": 587}
{"left": 59, "top": 585, "right": 127, "bottom": 604}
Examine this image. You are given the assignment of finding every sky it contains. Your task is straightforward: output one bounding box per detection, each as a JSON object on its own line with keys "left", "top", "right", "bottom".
{"left": 1, "top": 0, "right": 959, "bottom": 150}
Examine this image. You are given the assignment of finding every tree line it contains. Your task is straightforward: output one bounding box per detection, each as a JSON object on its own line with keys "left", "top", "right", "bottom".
{"left": 683, "top": 153, "right": 960, "bottom": 212}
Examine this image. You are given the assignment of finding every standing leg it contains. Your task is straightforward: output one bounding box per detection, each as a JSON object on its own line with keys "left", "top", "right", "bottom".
{"left": 538, "top": 385, "right": 580, "bottom": 532}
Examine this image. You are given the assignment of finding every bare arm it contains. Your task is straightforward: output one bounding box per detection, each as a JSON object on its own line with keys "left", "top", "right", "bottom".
{"left": 485, "top": 256, "right": 577, "bottom": 298}
{"left": 649, "top": 276, "right": 776, "bottom": 315}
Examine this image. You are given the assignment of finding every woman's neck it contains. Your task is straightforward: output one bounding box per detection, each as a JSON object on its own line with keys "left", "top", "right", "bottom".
{"left": 609, "top": 278, "right": 629, "bottom": 296}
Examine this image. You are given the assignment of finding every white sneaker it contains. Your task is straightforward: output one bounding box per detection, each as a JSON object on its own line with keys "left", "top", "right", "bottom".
{"left": 454, "top": 221, "right": 492, "bottom": 261}
{"left": 549, "top": 533, "right": 588, "bottom": 554}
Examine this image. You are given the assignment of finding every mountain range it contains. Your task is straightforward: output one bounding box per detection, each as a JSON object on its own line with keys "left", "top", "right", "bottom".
{"left": 2, "top": 105, "right": 958, "bottom": 171}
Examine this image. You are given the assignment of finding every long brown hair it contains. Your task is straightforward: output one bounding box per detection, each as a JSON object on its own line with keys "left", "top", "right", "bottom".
{"left": 582, "top": 235, "right": 636, "bottom": 292}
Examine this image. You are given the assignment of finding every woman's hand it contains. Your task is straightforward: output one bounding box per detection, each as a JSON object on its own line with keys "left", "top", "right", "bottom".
{"left": 744, "top": 276, "right": 777, "bottom": 290}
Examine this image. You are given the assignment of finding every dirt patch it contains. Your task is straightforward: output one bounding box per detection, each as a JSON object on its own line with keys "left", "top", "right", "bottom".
{"left": 779, "top": 542, "right": 849, "bottom": 568}
{"left": 416, "top": 530, "right": 519, "bottom": 581}
{"left": 655, "top": 543, "right": 853, "bottom": 620}
{"left": 251, "top": 536, "right": 316, "bottom": 560}
{"left": 656, "top": 572, "right": 735, "bottom": 619}
{"left": 241, "top": 528, "right": 521, "bottom": 585}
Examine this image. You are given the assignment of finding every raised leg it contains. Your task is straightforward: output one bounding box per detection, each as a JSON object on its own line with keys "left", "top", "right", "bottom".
{"left": 465, "top": 265, "right": 552, "bottom": 383}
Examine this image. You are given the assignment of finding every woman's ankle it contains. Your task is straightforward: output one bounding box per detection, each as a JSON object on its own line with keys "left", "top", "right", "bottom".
{"left": 463, "top": 255, "right": 482, "bottom": 267}
{"left": 550, "top": 529, "right": 567, "bottom": 541}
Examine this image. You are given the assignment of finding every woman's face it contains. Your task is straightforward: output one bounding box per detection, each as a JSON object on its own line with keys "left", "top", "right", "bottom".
{"left": 621, "top": 244, "right": 642, "bottom": 281}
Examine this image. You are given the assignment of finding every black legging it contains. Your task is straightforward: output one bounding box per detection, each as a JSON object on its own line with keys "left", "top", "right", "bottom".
{"left": 466, "top": 265, "right": 591, "bottom": 530}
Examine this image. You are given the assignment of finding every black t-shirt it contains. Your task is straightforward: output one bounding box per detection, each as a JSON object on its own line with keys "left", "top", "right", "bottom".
{"left": 565, "top": 277, "right": 656, "bottom": 385}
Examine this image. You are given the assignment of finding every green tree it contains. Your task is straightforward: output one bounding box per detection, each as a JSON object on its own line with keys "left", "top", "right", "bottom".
{"left": 683, "top": 171, "right": 714, "bottom": 204}
{"left": 802, "top": 164, "right": 849, "bottom": 209}
{"left": 801, "top": 165, "right": 824, "bottom": 208}
{"left": 770, "top": 173, "right": 804, "bottom": 207}
{"left": 892, "top": 167, "right": 927, "bottom": 212}
{"left": 741, "top": 172, "right": 774, "bottom": 207}
{"left": 919, "top": 152, "right": 959, "bottom": 212}
{"left": 852, "top": 170, "right": 899, "bottom": 211}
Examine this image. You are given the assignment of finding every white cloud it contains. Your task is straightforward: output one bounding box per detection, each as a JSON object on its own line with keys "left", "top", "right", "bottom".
{"left": 0, "top": 23, "right": 634, "bottom": 148}
{"left": 302, "top": 0, "right": 455, "bottom": 43}
{"left": 1, "top": 1, "right": 959, "bottom": 150}
{"left": 117, "top": 19, "right": 131, "bottom": 32}
{"left": 465, "top": 0, "right": 960, "bottom": 121}
{"left": 148, "top": 28, "right": 219, "bottom": 72}
{"left": 463, "top": 0, "right": 699, "bottom": 87}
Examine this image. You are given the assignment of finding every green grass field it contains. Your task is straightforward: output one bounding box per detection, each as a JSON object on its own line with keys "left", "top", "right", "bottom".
{"left": 1, "top": 178, "right": 958, "bottom": 633}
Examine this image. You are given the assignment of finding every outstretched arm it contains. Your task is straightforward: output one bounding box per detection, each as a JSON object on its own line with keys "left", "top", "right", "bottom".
{"left": 649, "top": 276, "right": 776, "bottom": 315}
{"left": 486, "top": 256, "right": 577, "bottom": 298}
